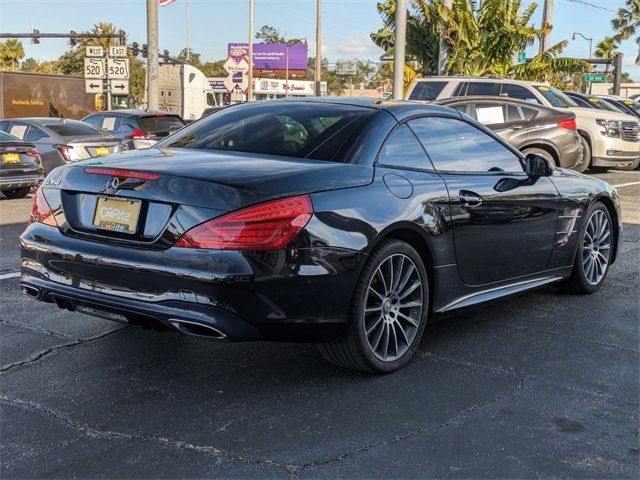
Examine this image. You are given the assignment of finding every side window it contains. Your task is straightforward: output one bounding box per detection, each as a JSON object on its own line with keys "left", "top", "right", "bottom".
{"left": 24, "top": 126, "right": 48, "bottom": 141}
{"left": 507, "top": 104, "right": 523, "bottom": 122}
{"left": 408, "top": 81, "right": 448, "bottom": 101}
{"left": 8, "top": 122, "right": 28, "bottom": 139}
{"left": 206, "top": 92, "right": 215, "bottom": 106}
{"left": 377, "top": 124, "right": 431, "bottom": 170}
{"left": 83, "top": 115, "right": 102, "bottom": 127}
{"left": 500, "top": 84, "right": 542, "bottom": 104}
{"left": 0, "top": 121, "right": 11, "bottom": 133}
{"left": 466, "top": 82, "right": 501, "bottom": 96}
{"left": 451, "top": 82, "right": 467, "bottom": 97}
{"left": 520, "top": 106, "right": 538, "bottom": 120}
{"left": 409, "top": 117, "right": 524, "bottom": 174}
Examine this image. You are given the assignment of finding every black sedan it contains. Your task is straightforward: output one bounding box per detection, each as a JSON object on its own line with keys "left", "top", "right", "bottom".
{"left": 20, "top": 99, "right": 622, "bottom": 373}
{"left": 0, "top": 130, "right": 43, "bottom": 199}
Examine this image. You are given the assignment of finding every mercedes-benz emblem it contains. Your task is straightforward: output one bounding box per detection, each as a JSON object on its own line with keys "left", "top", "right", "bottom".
{"left": 105, "top": 177, "right": 120, "bottom": 192}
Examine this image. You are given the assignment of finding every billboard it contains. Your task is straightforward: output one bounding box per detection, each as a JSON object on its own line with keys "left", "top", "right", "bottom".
{"left": 227, "top": 43, "right": 308, "bottom": 74}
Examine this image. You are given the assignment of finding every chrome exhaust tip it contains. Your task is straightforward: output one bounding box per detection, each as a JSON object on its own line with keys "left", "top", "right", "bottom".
{"left": 169, "top": 319, "right": 227, "bottom": 340}
{"left": 21, "top": 285, "right": 40, "bottom": 299}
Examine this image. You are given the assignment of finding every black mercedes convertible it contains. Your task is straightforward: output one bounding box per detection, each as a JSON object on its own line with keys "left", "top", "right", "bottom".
{"left": 20, "top": 98, "right": 621, "bottom": 372}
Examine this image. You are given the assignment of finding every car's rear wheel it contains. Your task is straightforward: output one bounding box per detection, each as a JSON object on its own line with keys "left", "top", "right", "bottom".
{"left": 559, "top": 202, "right": 612, "bottom": 294}
{"left": 2, "top": 187, "right": 31, "bottom": 199}
{"left": 573, "top": 136, "right": 591, "bottom": 173}
{"left": 318, "top": 239, "right": 429, "bottom": 373}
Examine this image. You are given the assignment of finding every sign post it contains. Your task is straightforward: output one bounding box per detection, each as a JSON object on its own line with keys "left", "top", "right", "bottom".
{"left": 84, "top": 47, "right": 130, "bottom": 110}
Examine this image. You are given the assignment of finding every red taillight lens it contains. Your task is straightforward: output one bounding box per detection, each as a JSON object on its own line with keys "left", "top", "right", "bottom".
{"left": 84, "top": 167, "right": 160, "bottom": 180}
{"left": 557, "top": 118, "right": 577, "bottom": 130}
{"left": 26, "top": 148, "right": 40, "bottom": 157}
{"left": 55, "top": 144, "right": 73, "bottom": 162}
{"left": 28, "top": 187, "right": 57, "bottom": 227}
{"left": 175, "top": 195, "right": 313, "bottom": 250}
{"left": 128, "top": 128, "right": 147, "bottom": 140}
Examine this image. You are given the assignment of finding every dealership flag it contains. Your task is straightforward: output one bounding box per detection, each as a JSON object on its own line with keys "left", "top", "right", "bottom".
{"left": 159, "top": 0, "right": 176, "bottom": 5}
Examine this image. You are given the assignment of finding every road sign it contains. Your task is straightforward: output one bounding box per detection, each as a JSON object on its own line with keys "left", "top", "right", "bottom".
{"left": 84, "top": 79, "right": 104, "bottom": 94}
{"left": 583, "top": 73, "right": 607, "bottom": 83}
{"left": 109, "top": 46, "right": 127, "bottom": 57}
{"left": 109, "top": 79, "right": 129, "bottom": 95}
{"left": 518, "top": 51, "right": 526, "bottom": 63}
{"left": 84, "top": 57, "right": 106, "bottom": 79}
{"left": 107, "top": 58, "right": 130, "bottom": 79}
{"left": 336, "top": 59, "right": 358, "bottom": 76}
{"left": 85, "top": 46, "right": 104, "bottom": 57}
{"left": 223, "top": 57, "right": 249, "bottom": 92}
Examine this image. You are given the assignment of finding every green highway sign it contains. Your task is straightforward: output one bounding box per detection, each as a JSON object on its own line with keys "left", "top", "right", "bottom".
{"left": 583, "top": 73, "right": 607, "bottom": 83}
{"left": 518, "top": 51, "right": 526, "bottom": 63}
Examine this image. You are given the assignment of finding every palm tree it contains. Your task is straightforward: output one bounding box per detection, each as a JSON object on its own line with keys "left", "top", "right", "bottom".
{"left": 594, "top": 36, "right": 621, "bottom": 74}
{"left": 612, "top": 0, "right": 640, "bottom": 64}
{"left": 0, "top": 39, "right": 25, "bottom": 71}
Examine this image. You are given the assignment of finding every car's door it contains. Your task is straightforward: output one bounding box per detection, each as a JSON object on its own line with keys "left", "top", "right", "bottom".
{"left": 408, "top": 115, "right": 560, "bottom": 286}
{"left": 471, "top": 101, "right": 528, "bottom": 148}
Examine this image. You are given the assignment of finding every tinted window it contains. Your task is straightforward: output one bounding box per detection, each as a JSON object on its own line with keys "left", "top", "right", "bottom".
{"left": 24, "top": 126, "right": 48, "bottom": 141}
{"left": 534, "top": 86, "right": 578, "bottom": 108}
{"left": 138, "top": 116, "right": 186, "bottom": 134}
{"left": 500, "top": 84, "right": 541, "bottom": 104}
{"left": 0, "top": 121, "right": 10, "bottom": 133}
{"left": 586, "top": 97, "right": 624, "bottom": 112}
{"left": 160, "top": 103, "right": 376, "bottom": 161}
{"left": 0, "top": 130, "right": 20, "bottom": 142}
{"left": 521, "top": 106, "right": 539, "bottom": 120}
{"left": 466, "top": 82, "right": 501, "bottom": 96}
{"left": 620, "top": 99, "right": 640, "bottom": 115}
{"left": 408, "top": 81, "right": 447, "bottom": 101}
{"left": 568, "top": 95, "right": 592, "bottom": 108}
{"left": 409, "top": 117, "right": 523, "bottom": 173}
{"left": 83, "top": 115, "right": 103, "bottom": 127}
{"left": 448, "top": 103, "right": 470, "bottom": 115}
{"left": 377, "top": 124, "right": 430, "bottom": 170}
{"left": 45, "top": 122, "right": 103, "bottom": 136}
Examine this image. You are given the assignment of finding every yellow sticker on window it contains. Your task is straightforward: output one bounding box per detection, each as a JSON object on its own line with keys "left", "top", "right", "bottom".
{"left": 538, "top": 86, "right": 550, "bottom": 91}
{"left": 588, "top": 97, "right": 599, "bottom": 103}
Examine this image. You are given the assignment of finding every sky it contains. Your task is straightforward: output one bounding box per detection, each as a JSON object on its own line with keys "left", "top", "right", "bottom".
{"left": 1, "top": 0, "right": 639, "bottom": 80}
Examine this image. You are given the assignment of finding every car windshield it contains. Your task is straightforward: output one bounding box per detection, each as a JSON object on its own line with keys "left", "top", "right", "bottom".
{"left": 620, "top": 99, "right": 640, "bottom": 115}
{"left": 45, "top": 122, "right": 105, "bottom": 137}
{"left": 584, "top": 96, "right": 622, "bottom": 112}
{"left": 534, "top": 86, "right": 578, "bottom": 108}
{"left": 139, "top": 116, "right": 186, "bottom": 134}
{"left": 159, "top": 102, "right": 376, "bottom": 161}
{"left": 0, "top": 130, "right": 21, "bottom": 142}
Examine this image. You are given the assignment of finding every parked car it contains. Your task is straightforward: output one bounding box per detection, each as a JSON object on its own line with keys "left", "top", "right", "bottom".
{"left": 0, "top": 130, "right": 43, "bottom": 199}
{"left": 82, "top": 110, "right": 186, "bottom": 150}
{"left": 563, "top": 91, "right": 625, "bottom": 113}
{"left": 0, "top": 118, "right": 126, "bottom": 175}
{"left": 406, "top": 77, "right": 640, "bottom": 172}
{"left": 598, "top": 96, "right": 640, "bottom": 119}
{"left": 21, "top": 98, "right": 621, "bottom": 373}
{"left": 435, "top": 96, "right": 582, "bottom": 169}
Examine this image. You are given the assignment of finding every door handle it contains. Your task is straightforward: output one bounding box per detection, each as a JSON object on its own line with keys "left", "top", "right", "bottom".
{"left": 510, "top": 125, "right": 524, "bottom": 130}
{"left": 459, "top": 190, "right": 483, "bottom": 207}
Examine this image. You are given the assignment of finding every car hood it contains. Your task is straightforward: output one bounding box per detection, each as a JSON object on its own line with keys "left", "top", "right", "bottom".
{"left": 567, "top": 106, "right": 638, "bottom": 122}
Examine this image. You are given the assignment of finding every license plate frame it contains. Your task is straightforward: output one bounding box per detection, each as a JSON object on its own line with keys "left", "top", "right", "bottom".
{"left": 92, "top": 196, "right": 141, "bottom": 234}
{"left": 95, "top": 147, "right": 110, "bottom": 156}
{"left": 2, "top": 153, "right": 20, "bottom": 164}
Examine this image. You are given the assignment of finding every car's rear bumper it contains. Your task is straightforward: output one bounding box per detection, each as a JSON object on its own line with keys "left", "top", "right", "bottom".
{"left": 20, "top": 223, "right": 366, "bottom": 341}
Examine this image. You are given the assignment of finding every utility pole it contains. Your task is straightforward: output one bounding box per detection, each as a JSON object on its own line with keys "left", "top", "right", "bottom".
{"left": 315, "top": 0, "right": 322, "bottom": 96}
{"left": 147, "top": 0, "right": 159, "bottom": 110}
{"left": 613, "top": 53, "right": 623, "bottom": 96}
{"left": 186, "top": 0, "right": 190, "bottom": 61}
{"left": 540, "top": 0, "right": 554, "bottom": 54}
{"left": 392, "top": 0, "right": 407, "bottom": 100}
{"left": 247, "top": 0, "right": 254, "bottom": 101}
{"left": 438, "top": 0, "right": 452, "bottom": 75}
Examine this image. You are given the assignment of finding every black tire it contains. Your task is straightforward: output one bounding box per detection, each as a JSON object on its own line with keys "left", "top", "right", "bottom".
{"left": 573, "top": 136, "right": 591, "bottom": 173}
{"left": 2, "top": 187, "right": 31, "bottom": 199}
{"left": 558, "top": 202, "right": 613, "bottom": 294}
{"left": 522, "top": 147, "right": 557, "bottom": 167}
{"left": 318, "top": 239, "right": 429, "bottom": 373}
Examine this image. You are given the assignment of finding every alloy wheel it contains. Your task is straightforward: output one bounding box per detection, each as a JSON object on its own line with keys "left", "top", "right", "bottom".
{"left": 582, "top": 209, "right": 611, "bottom": 285}
{"left": 363, "top": 254, "right": 424, "bottom": 362}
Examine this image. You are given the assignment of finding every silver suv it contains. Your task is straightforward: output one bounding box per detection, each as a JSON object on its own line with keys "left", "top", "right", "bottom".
{"left": 406, "top": 77, "right": 640, "bottom": 172}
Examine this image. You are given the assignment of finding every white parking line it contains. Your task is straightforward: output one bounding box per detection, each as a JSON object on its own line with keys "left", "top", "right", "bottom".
{"left": 613, "top": 181, "right": 640, "bottom": 188}
{"left": 0, "top": 271, "right": 20, "bottom": 280}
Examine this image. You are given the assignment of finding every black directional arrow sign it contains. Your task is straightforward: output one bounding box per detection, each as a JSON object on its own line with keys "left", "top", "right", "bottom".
{"left": 109, "top": 79, "right": 129, "bottom": 95}
{"left": 84, "top": 79, "right": 104, "bottom": 94}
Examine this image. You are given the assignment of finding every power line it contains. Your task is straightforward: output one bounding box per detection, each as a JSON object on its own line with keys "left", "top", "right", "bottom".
{"left": 563, "top": 0, "right": 617, "bottom": 13}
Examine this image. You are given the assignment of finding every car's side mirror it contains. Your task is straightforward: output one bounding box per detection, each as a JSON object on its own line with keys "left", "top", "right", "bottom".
{"left": 524, "top": 153, "right": 553, "bottom": 177}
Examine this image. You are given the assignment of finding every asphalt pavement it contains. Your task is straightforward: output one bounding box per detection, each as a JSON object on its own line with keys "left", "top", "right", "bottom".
{"left": 1, "top": 170, "right": 639, "bottom": 478}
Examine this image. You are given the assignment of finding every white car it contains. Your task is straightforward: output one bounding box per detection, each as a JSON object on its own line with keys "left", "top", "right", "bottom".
{"left": 406, "top": 77, "right": 640, "bottom": 172}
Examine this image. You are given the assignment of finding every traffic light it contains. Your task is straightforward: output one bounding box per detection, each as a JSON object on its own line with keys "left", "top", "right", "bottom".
{"left": 131, "top": 42, "right": 140, "bottom": 57}
{"left": 163, "top": 50, "right": 170, "bottom": 63}
{"left": 32, "top": 29, "right": 40, "bottom": 44}
{"left": 118, "top": 29, "right": 126, "bottom": 45}
{"left": 142, "top": 43, "right": 148, "bottom": 58}
{"left": 69, "top": 30, "right": 77, "bottom": 47}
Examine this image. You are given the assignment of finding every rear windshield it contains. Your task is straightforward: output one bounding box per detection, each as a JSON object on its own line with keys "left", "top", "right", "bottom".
{"left": 0, "top": 130, "right": 20, "bottom": 142}
{"left": 45, "top": 122, "right": 103, "bottom": 137}
{"left": 534, "top": 86, "right": 578, "bottom": 108}
{"left": 159, "top": 102, "right": 377, "bottom": 161}
{"left": 408, "top": 81, "right": 447, "bottom": 101}
{"left": 139, "top": 116, "right": 185, "bottom": 134}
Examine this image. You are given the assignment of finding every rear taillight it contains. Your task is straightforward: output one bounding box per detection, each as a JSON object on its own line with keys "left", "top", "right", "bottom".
{"left": 557, "top": 118, "right": 577, "bottom": 130}
{"left": 127, "top": 128, "right": 147, "bottom": 140}
{"left": 84, "top": 167, "right": 160, "bottom": 180}
{"left": 28, "top": 187, "right": 57, "bottom": 227}
{"left": 175, "top": 195, "right": 313, "bottom": 250}
{"left": 25, "top": 148, "right": 40, "bottom": 157}
{"left": 55, "top": 144, "right": 74, "bottom": 162}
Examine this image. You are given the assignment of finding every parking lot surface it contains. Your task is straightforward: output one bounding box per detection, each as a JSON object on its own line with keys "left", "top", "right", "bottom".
{"left": 1, "top": 170, "right": 639, "bottom": 478}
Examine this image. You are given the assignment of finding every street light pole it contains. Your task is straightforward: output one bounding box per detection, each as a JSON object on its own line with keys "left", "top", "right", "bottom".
{"left": 572, "top": 32, "right": 594, "bottom": 93}
{"left": 315, "top": 0, "right": 322, "bottom": 96}
{"left": 392, "top": 0, "right": 407, "bottom": 100}
{"left": 540, "top": 0, "right": 554, "bottom": 54}
{"left": 247, "top": 0, "right": 254, "bottom": 102}
{"left": 146, "top": 0, "right": 159, "bottom": 110}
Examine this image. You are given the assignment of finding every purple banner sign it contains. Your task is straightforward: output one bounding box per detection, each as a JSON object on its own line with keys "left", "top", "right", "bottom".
{"left": 228, "top": 43, "right": 308, "bottom": 71}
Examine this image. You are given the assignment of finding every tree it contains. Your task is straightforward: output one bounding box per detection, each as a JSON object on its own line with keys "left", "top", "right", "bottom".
{"left": 255, "top": 25, "right": 305, "bottom": 44}
{"left": 20, "top": 57, "right": 39, "bottom": 72}
{"left": 201, "top": 61, "right": 227, "bottom": 77}
{"left": 0, "top": 39, "right": 25, "bottom": 71}
{"left": 612, "top": 0, "right": 639, "bottom": 64}
{"left": 594, "top": 36, "right": 621, "bottom": 74}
